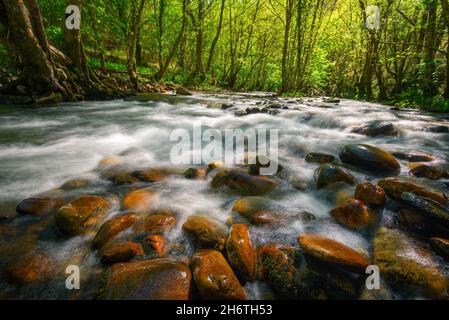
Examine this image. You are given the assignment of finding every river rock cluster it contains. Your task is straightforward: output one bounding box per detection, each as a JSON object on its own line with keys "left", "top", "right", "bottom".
{"left": 0, "top": 98, "right": 449, "bottom": 300}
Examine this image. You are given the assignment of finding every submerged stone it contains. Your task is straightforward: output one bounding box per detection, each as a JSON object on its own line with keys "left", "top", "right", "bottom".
{"left": 373, "top": 228, "right": 448, "bottom": 299}
{"left": 191, "top": 249, "right": 247, "bottom": 300}
{"left": 315, "top": 163, "right": 355, "bottom": 189}
{"left": 340, "top": 144, "right": 400, "bottom": 174}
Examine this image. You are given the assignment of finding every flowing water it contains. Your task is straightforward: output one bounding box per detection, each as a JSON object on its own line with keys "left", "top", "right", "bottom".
{"left": 0, "top": 92, "right": 449, "bottom": 299}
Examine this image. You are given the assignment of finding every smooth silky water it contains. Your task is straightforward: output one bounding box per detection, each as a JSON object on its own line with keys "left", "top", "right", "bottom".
{"left": 0, "top": 93, "right": 448, "bottom": 299}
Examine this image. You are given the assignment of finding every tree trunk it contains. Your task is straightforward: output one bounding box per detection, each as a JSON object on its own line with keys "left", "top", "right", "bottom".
{"left": 1, "top": 0, "right": 59, "bottom": 95}
{"left": 191, "top": 0, "right": 205, "bottom": 81}
{"left": 295, "top": 0, "right": 303, "bottom": 91}
{"left": 441, "top": 0, "right": 449, "bottom": 99}
{"left": 26, "top": 0, "right": 50, "bottom": 55}
{"left": 280, "top": 0, "right": 294, "bottom": 93}
{"left": 206, "top": 0, "right": 225, "bottom": 73}
{"left": 422, "top": 0, "right": 438, "bottom": 97}
{"left": 63, "top": 0, "right": 84, "bottom": 70}
{"left": 127, "top": 0, "right": 146, "bottom": 89}
{"left": 154, "top": 0, "right": 188, "bottom": 81}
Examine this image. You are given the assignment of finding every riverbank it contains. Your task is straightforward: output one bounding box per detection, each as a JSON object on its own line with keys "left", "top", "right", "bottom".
{"left": 2, "top": 60, "right": 448, "bottom": 113}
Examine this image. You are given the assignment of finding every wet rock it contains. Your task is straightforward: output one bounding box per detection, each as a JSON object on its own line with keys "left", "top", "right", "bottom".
{"left": 359, "top": 280, "right": 393, "bottom": 300}
{"left": 330, "top": 199, "right": 377, "bottom": 230}
{"left": 427, "top": 125, "right": 449, "bottom": 133}
{"left": 391, "top": 151, "right": 435, "bottom": 162}
{"left": 373, "top": 228, "right": 449, "bottom": 299}
{"left": 399, "top": 192, "right": 449, "bottom": 229}
{"left": 340, "top": 144, "right": 400, "bottom": 174}
{"left": 105, "top": 171, "right": 140, "bottom": 185}
{"left": 182, "top": 215, "right": 228, "bottom": 250}
{"left": 258, "top": 244, "right": 302, "bottom": 298}
{"left": 92, "top": 213, "right": 138, "bottom": 249}
{"left": 335, "top": 190, "right": 352, "bottom": 206}
{"left": 232, "top": 197, "right": 283, "bottom": 225}
{"left": 409, "top": 164, "right": 449, "bottom": 180}
{"left": 234, "top": 110, "right": 247, "bottom": 117}
{"left": 55, "top": 195, "right": 110, "bottom": 235}
{"left": 298, "top": 234, "right": 369, "bottom": 274}
{"left": 355, "top": 182, "right": 386, "bottom": 207}
{"left": 220, "top": 103, "right": 234, "bottom": 110}
{"left": 323, "top": 98, "right": 340, "bottom": 103}
{"left": 135, "top": 214, "right": 176, "bottom": 234}
{"left": 267, "top": 109, "right": 281, "bottom": 115}
{"left": 297, "top": 259, "right": 360, "bottom": 300}
{"left": 101, "top": 242, "right": 144, "bottom": 265}
{"left": 245, "top": 107, "right": 268, "bottom": 115}
{"left": 4, "top": 254, "right": 54, "bottom": 285}
{"left": 60, "top": 178, "right": 92, "bottom": 190}
{"left": 99, "top": 258, "right": 192, "bottom": 299}
{"left": 351, "top": 121, "right": 399, "bottom": 137}
{"left": 399, "top": 206, "right": 449, "bottom": 237}
{"left": 315, "top": 163, "right": 355, "bottom": 189}
{"left": 378, "top": 177, "right": 448, "bottom": 204}
{"left": 226, "top": 224, "right": 256, "bottom": 281}
{"left": 246, "top": 155, "right": 283, "bottom": 175}
{"left": 122, "top": 188, "right": 156, "bottom": 213}
{"left": 175, "top": 85, "right": 192, "bottom": 95}
{"left": 133, "top": 168, "right": 173, "bottom": 183}
{"left": 191, "top": 249, "right": 247, "bottom": 300}
{"left": 291, "top": 178, "right": 307, "bottom": 191}
{"left": 16, "top": 198, "right": 64, "bottom": 216}
{"left": 398, "top": 208, "right": 429, "bottom": 233}
{"left": 429, "top": 237, "right": 449, "bottom": 260}
{"left": 0, "top": 234, "right": 38, "bottom": 263}
{"left": 184, "top": 167, "right": 207, "bottom": 179}
{"left": 211, "top": 172, "right": 277, "bottom": 196}
{"left": 305, "top": 152, "right": 335, "bottom": 164}
{"left": 98, "top": 155, "right": 124, "bottom": 168}
{"left": 144, "top": 235, "right": 167, "bottom": 256}
{"left": 206, "top": 160, "right": 224, "bottom": 174}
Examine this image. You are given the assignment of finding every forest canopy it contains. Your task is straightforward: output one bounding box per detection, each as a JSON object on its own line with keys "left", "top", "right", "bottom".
{"left": 0, "top": 0, "right": 448, "bottom": 110}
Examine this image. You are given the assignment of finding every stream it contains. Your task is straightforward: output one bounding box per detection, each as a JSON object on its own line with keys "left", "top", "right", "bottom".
{"left": 0, "top": 92, "right": 449, "bottom": 299}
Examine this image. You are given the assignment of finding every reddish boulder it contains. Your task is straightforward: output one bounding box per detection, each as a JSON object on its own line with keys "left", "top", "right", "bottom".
{"left": 16, "top": 198, "right": 64, "bottom": 216}
{"left": 144, "top": 235, "right": 167, "bottom": 256}
{"left": 191, "top": 249, "right": 247, "bottom": 300}
{"left": 136, "top": 215, "right": 176, "bottom": 234}
{"left": 100, "top": 258, "right": 192, "bottom": 299}
{"left": 4, "top": 254, "right": 54, "bottom": 285}
{"left": 101, "top": 242, "right": 144, "bottom": 265}
{"left": 92, "top": 213, "right": 138, "bottom": 249}
{"left": 182, "top": 215, "right": 228, "bottom": 251}
{"left": 226, "top": 224, "right": 256, "bottom": 281}
{"left": 355, "top": 182, "right": 386, "bottom": 207}
{"left": 298, "top": 233, "right": 369, "bottom": 274}
{"left": 330, "top": 199, "right": 377, "bottom": 230}
{"left": 258, "top": 244, "right": 301, "bottom": 298}
{"left": 122, "top": 188, "right": 156, "bottom": 213}
{"left": 55, "top": 195, "right": 110, "bottom": 235}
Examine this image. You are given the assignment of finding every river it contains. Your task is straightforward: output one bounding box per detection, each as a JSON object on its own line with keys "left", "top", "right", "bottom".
{"left": 0, "top": 92, "right": 448, "bottom": 299}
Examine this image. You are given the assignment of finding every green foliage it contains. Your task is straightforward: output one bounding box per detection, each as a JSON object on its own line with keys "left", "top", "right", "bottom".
{"left": 20, "top": 0, "right": 446, "bottom": 111}
{"left": 45, "top": 26, "right": 62, "bottom": 46}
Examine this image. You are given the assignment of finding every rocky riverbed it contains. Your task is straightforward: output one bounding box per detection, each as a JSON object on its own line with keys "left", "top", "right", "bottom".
{"left": 0, "top": 93, "right": 449, "bottom": 299}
